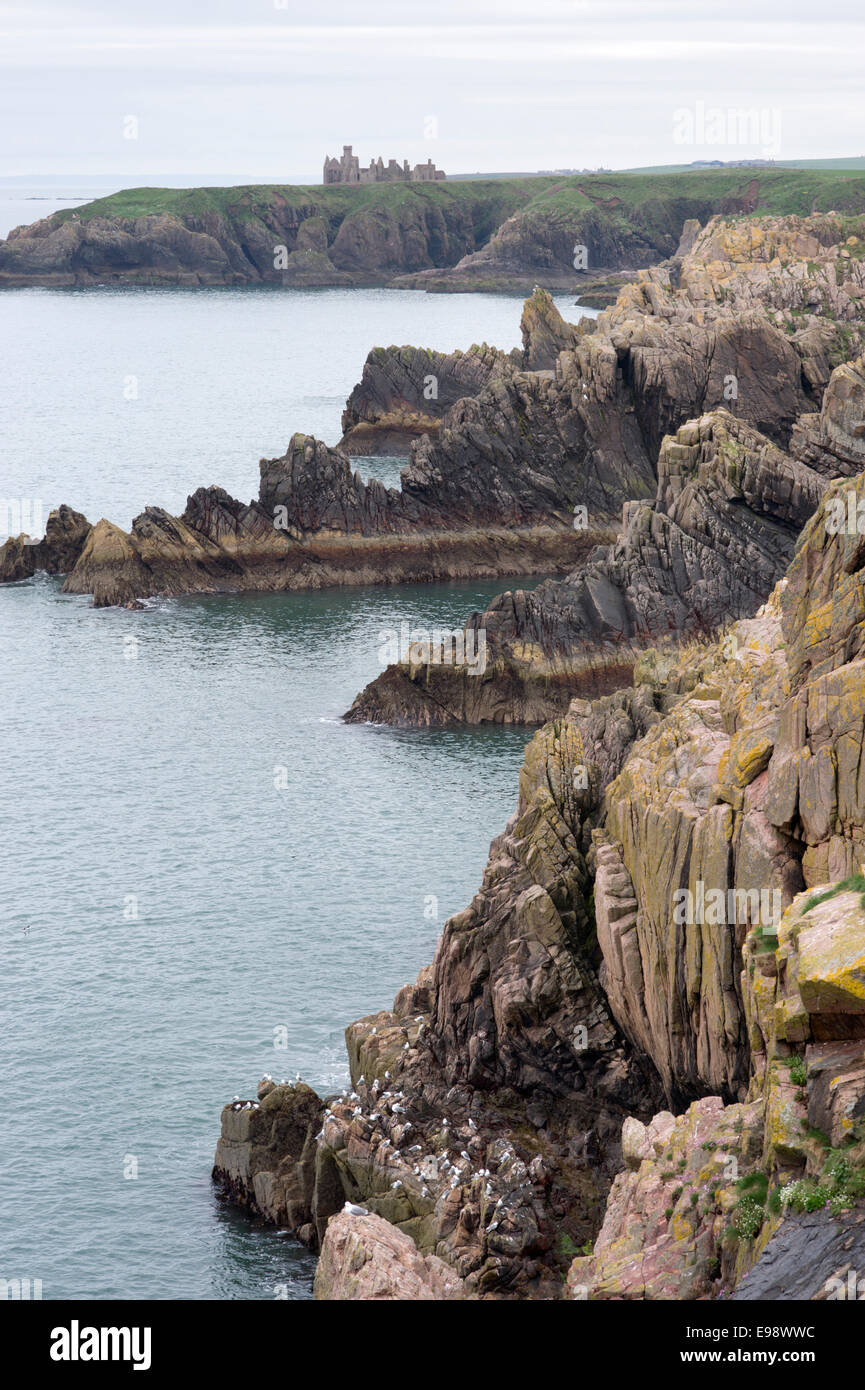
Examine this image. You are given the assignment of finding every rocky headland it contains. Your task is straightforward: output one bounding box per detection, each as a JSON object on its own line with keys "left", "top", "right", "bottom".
{"left": 206, "top": 206, "right": 865, "bottom": 1301}
{"left": 2, "top": 169, "right": 864, "bottom": 292}
{"left": 0, "top": 290, "right": 644, "bottom": 605}
{"left": 214, "top": 466, "right": 865, "bottom": 1299}
{"left": 348, "top": 214, "right": 865, "bottom": 726}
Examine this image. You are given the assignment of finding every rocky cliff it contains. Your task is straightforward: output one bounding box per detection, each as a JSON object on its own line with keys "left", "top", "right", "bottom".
{"left": 9, "top": 215, "right": 864, "bottom": 619}
{"left": 4, "top": 170, "right": 865, "bottom": 291}
{"left": 213, "top": 464, "right": 865, "bottom": 1298}
{"left": 200, "top": 200, "right": 865, "bottom": 1298}
{"left": 339, "top": 287, "right": 585, "bottom": 456}
{"left": 348, "top": 215, "right": 865, "bottom": 727}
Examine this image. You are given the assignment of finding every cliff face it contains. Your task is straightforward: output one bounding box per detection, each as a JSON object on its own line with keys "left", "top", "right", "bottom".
{"left": 339, "top": 342, "right": 517, "bottom": 456}
{"left": 5, "top": 171, "right": 865, "bottom": 291}
{"left": 0, "top": 188, "right": 515, "bottom": 288}
{"left": 337, "top": 287, "right": 580, "bottom": 455}
{"left": 202, "top": 210, "right": 865, "bottom": 1298}
{"left": 344, "top": 409, "right": 827, "bottom": 727}
{"left": 212, "top": 468, "right": 865, "bottom": 1298}
{"left": 349, "top": 215, "right": 865, "bottom": 728}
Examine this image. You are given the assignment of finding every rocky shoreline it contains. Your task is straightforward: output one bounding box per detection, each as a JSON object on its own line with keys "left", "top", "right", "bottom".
{"left": 7, "top": 214, "right": 864, "bottom": 627}
{"left": 4, "top": 168, "right": 858, "bottom": 292}
{"left": 350, "top": 214, "right": 865, "bottom": 726}
{"left": 208, "top": 209, "right": 865, "bottom": 1300}
{"left": 0, "top": 289, "right": 634, "bottom": 606}
{"left": 214, "top": 467, "right": 865, "bottom": 1298}
{"left": 7, "top": 198, "right": 865, "bottom": 1299}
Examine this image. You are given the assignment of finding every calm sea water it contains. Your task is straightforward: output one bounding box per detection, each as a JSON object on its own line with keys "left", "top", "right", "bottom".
{"left": 0, "top": 206, "right": 592, "bottom": 1299}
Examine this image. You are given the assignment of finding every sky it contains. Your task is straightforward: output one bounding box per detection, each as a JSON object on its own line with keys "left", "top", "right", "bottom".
{"left": 1, "top": 0, "right": 864, "bottom": 183}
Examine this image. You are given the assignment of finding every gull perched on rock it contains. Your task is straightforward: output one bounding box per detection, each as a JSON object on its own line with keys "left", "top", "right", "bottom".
{"left": 344, "top": 1202, "right": 368, "bottom": 1216}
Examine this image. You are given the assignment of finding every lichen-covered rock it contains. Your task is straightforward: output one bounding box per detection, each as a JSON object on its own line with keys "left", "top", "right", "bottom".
{"left": 567, "top": 1096, "right": 764, "bottom": 1300}
{"left": 314, "top": 1209, "right": 465, "bottom": 1300}
{"left": 212, "top": 1083, "right": 324, "bottom": 1234}
{"left": 795, "top": 890, "right": 865, "bottom": 1016}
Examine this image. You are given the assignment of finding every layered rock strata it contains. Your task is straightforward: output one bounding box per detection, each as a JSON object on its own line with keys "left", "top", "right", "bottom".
{"left": 345, "top": 409, "right": 826, "bottom": 726}
{"left": 217, "top": 469, "right": 865, "bottom": 1298}
{"left": 0, "top": 293, "right": 641, "bottom": 606}
{"left": 349, "top": 219, "right": 865, "bottom": 727}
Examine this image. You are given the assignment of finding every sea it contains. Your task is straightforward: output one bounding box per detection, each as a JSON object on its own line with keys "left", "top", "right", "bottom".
{"left": 0, "top": 184, "right": 595, "bottom": 1299}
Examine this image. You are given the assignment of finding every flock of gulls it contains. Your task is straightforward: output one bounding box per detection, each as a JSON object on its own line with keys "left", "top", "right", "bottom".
{"left": 230, "top": 1072, "right": 303, "bottom": 1112}
{"left": 226, "top": 1026, "right": 544, "bottom": 1249}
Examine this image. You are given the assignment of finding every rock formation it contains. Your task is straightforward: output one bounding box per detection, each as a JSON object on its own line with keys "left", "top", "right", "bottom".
{"left": 0, "top": 505, "right": 91, "bottom": 584}
{"left": 201, "top": 209, "right": 865, "bottom": 1299}
{"left": 11, "top": 217, "right": 864, "bottom": 616}
{"left": 349, "top": 217, "right": 865, "bottom": 728}
{"left": 337, "top": 286, "right": 580, "bottom": 454}
{"left": 212, "top": 1083, "right": 324, "bottom": 1238}
{"left": 3, "top": 292, "right": 648, "bottom": 606}
{"left": 313, "top": 1209, "right": 464, "bottom": 1300}
{"left": 216, "top": 450, "right": 865, "bottom": 1300}
{"left": 339, "top": 343, "right": 516, "bottom": 455}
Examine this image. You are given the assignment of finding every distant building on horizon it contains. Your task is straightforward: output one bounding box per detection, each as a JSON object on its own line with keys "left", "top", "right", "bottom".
{"left": 323, "top": 145, "right": 446, "bottom": 185}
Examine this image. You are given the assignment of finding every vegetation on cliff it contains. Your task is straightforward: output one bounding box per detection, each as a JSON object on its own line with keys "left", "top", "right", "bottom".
{"left": 5, "top": 168, "right": 865, "bottom": 289}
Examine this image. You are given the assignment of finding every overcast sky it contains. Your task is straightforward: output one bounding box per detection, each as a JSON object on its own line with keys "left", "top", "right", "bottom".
{"left": 1, "top": 0, "right": 864, "bottom": 182}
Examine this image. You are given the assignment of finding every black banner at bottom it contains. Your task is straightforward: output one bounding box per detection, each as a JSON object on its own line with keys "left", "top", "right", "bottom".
{"left": 5, "top": 1295, "right": 855, "bottom": 1376}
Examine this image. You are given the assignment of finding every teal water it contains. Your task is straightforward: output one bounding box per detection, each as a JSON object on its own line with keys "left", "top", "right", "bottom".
{"left": 0, "top": 279, "right": 592, "bottom": 1300}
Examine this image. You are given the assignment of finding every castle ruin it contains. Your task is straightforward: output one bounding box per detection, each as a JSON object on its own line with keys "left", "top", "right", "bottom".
{"left": 323, "top": 146, "right": 446, "bottom": 185}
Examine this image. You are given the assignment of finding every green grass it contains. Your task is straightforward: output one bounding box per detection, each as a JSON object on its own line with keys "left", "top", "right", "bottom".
{"left": 52, "top": 177, "right": 557, "bottom": 228}
{"left": 51, "top": 168, "right": 865, "bottom": 247}
{"left": 802, "top": 874, "right": 865, "bottom": 916}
